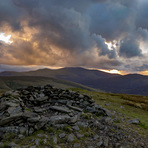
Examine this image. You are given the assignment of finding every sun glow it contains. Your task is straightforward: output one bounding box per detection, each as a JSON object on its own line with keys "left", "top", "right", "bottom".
{"left": 0, "top": 33, "right": 13, "bottom": 44}
{"left": 99, "top": 69, "right": 122, "bottom": 74}
{"left": 105, "top": 41, "right": 117, "bottom": 50}
{"left": 138, "top": 71, "right": 148, "bottom": 76}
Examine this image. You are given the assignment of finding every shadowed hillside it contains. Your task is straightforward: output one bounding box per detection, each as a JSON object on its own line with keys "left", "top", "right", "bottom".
{"left": 1, "top": 67, "right": 148, "bottom": 95}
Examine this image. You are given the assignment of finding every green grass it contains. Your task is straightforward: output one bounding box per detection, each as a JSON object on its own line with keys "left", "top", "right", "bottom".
{"left": 70, "top": 88, "right": 148, "bottom": 136}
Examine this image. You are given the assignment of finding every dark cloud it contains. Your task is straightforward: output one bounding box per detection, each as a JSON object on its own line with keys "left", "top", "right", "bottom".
{"left": 135, "top": 0, "right": 148, "bottom": 29}
{"left": 0, "top": 0, "right": 147, "bottom": 72}
{"left": 92, "top": 34, "right": 116, "bottom": 58}
{"left": 119, "top": 37, "right": 142, "bottom": 58}
{"left": 135, "top": 64, "right": 148, "bottom": 71}
{"left": 88, "top": 2, "right": 131, "bottom": 41}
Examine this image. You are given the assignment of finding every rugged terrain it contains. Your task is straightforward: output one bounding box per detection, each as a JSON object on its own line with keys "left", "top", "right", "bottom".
{"left": 0, "top": 85, "right": 148, "bottom": 148}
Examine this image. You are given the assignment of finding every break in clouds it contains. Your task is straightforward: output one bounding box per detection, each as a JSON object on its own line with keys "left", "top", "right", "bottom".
{"left": 0, "top": 0, "right": 148, "bottom": 72}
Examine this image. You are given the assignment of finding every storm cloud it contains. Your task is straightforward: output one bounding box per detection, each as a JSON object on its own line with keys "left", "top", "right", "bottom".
{"left": 0, "top": 0, "right": 148, "bottom": 73}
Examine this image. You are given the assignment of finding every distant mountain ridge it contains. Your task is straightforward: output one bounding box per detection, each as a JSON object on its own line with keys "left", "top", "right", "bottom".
{"left": 0, "top": 67, "right": 148, "bottom": 96}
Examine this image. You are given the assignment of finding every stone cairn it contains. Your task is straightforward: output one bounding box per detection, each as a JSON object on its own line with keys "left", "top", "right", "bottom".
{"left": 0, "top": 85, "right": 109, "bottom": 135}
{"left": 0, "top": 85, "right": 147, "bottom": 148}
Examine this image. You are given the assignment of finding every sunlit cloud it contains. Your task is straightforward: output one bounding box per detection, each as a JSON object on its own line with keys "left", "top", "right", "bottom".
{"left": 98, "top": 69, "right": 122, "bottom": 74}
{"left": 138, "top": 71, "right": 148, "bottom": 75}
{"left": 0, "top": 33, "right": 13, "bottom": 44}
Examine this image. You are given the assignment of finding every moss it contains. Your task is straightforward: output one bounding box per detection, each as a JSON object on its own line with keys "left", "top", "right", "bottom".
{"left": 63, "top": 125, "right": 72, "bottom": 132}
{"left": 46, "top": 127, "right": 55, "bottom": 133}
{"left": 56, "top": 129, "right": 63, "bottom": 135}
{"left": 139, "top": 123, "right": 148, "bottom": 129}
{"left": 25, "top": 108, "right": 31, "bottom": 112}
{"left": 80, "top": 113, "right": 92, "bottom": 119}
{"left": 84, "top": 132, "right": 89, "bottom": 137}
{"left": 3, "top": 133, "right": 15, "bottom": 141}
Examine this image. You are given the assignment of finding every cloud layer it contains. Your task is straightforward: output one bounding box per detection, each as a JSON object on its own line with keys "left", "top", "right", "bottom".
{"left": 0, "top": 0, "right": 148, "bottom": 73}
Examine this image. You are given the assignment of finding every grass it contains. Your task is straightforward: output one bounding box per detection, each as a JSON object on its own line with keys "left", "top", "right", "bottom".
{"left": 70, "top": 88, "right": 148, "bottom": 136}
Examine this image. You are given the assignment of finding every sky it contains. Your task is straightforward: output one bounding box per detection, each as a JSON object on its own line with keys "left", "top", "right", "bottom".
{"left": 0, "top": 0, "right": 148, "bottom": 74}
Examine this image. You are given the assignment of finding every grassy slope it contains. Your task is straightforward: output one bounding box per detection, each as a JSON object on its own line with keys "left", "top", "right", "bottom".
{"left": 70, "top": 88, "right": 148, "bottom": 137}
{"left": 0, "top": 76, "right": 98, "bottom": 91}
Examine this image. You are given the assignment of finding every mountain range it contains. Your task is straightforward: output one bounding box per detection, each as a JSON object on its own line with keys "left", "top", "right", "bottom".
{"left": 0, "top": 67, "right": 148, "bottom": 96}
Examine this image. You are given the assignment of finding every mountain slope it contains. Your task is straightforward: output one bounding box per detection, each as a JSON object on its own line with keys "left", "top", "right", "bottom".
{"left": 1, "top": 67, "right": 148, "bottom": 95}
{"left": 0, "top": 67, "right": 119, "bottom": 79}
{"left": 86, "top": 74, "right": 148, "bottom": 95}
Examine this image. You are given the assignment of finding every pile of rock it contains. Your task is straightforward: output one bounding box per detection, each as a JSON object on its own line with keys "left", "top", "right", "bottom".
{"left": 0, "top": 85, "right": 147, "bottom": 148}
{"left": 0, "top": 85, "right": 109, "bottom": 136}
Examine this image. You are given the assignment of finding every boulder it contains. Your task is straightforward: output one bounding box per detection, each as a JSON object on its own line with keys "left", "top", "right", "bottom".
{"left": 49, "top": 115, "right": 71, "bottom": 125}
{"left": 49, "top": 106, "right": 72, "bottom": 113}
{"left": 127, "top": 119, "right": 140, "bottom": 124}
{"left": 67, "top": 133, "right": 75, "bottom": 142}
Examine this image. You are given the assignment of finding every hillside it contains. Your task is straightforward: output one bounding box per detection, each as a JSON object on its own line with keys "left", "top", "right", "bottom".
{"left": 0, "top": 85, "right": 147, "bottom": 147}
{"left": 1, "top": 67, "right": 148, "bottom": 96}
{"left": 0, "top": 67, "right": 118, "bottom": 79}
{"left": 87, "top": 74, "right": 148, "bottom": 95}
{"left": 0, "top": 76, "right": 97, "bottom": 91}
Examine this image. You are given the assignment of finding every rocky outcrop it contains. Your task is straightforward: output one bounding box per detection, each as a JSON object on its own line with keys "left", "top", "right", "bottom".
{"left": 0, "top": 85, "right": 147, "bottom": 148}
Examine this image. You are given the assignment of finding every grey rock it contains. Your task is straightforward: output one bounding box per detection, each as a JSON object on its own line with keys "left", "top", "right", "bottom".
{"left": 53, "top": 124, "right": 69, "bottom": 129}
{"left": 36, "top": 96, "right": 48, "bottom": 102}
{"left": 49, "top": 115, "right": 71, "bottom": 125}
{"left": 72, "top": 126, "right": 80, "bottom": 131}
{"left": 73, "top": 143, "right": 81, "bottom": 148}
{"left": 35, "top": 117, "right": 49, "bottom": 129}
{"left": 29, "top": 128, "right": 34, "bottom": 135}
{"left": 53, "top": 136, "right": 58, "bottom": 144}
{"left": 0, "top": 114, "right": 22, "bottom": 126}
{"left": 97, "top": 141, "right": 103, "bottom": 147}
{"left": 50, "top": 106, "right": 71, "bottom": 113}
{"left": 34, "top": 139, "right": 40, "bottom": 146}
{"left": 8, "top": 142, "right": 17, "bottom": 147}
{"left": 23, "top": 111, "right": 38, "bottom": 118}
{"left": 43, "top": 139, "right": 47, "bottom": 144}
{"left": 7, "top": 107, "right": 22, "bottom": 116}
{"left": 83, "top": 101, "right": 90, "bottom": 106}
{"left": 69, "top": 115, "right": 79, "bottom": 124}
{"left": 0, "top": 126, "right": 19, "bottom": 133}
{"left": 34, "top": 108, "right": 47, "bottom": 113}
{"left": 104, "top": 117, "right": 113, "bottom": 125}
{"left": 20, "top": 127, "right": 27, "bottom": 134}
{"left": 75, "top": 132, "right": 84, "bottom": 138}
{"left": 79, "top": 94, "right": 84, "bottom": 99}
{"left": 59, "top": 132, "right": 66, "bottom": 138}
{"left": 18, "top": 134, "right": 24, "bottom": 139}
{"left": 103, "top": 137, "right": 109, "bottom": 147}
{"left": 27, "top": 117, "right": 40, "bottom": 123}
{"left": 67, "top": 105, "right": 83, "bottom": 112}
{"left": 5, "top": 91, "right": 20, "bottom": 98}
{"left": 4, "top": 101, "right": 20, "bottom": 107}
{"left": 67, "top": 133, "right": 75, "bottom": 142}
{"left": 57, "top": 100, "right": 67, "bottom": 105}
{"left": 0, "top": 142, "right": 3, "bottom": 147}
{"left": 127, "top": 119, "right": 140, "bottom": 124}
{"left": 93, "top": 134, "right": 99, "bottom": 140}
{"left": 77, "top": 121, "right": 88, "bottom": 128}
